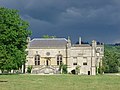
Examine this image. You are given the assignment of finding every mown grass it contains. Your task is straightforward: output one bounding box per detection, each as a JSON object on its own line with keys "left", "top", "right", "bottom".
{"left": 0, "top": 74, "right": 120, "bottom": 90}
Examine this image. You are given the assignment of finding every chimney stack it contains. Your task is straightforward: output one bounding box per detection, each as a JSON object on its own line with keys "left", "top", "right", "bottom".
{"left": 79, "top": 37, "right": 81, "bottom": 45}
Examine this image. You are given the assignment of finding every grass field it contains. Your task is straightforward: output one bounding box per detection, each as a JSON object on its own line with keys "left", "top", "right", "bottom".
{"left": 0, "top": 74, "right": 120, "bottom": 90}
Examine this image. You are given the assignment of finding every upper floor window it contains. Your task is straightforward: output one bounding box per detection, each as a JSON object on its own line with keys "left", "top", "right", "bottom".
{"left": 83, "top": 62, "right": 87, "bottom": 65}
{"left": 73, "top": 57, "right": 77, "bottom": 66}
{"left": 35, "top": 55, "right": 40, "bottom": 65}
{"left": 73, "top": 57, "right": 77, "bottom": 59}
{"left": 73, "top": 63, "right": 77, "bottom": 65}
{"left": 57, "top": 55, "right": 62, "bottom": 65}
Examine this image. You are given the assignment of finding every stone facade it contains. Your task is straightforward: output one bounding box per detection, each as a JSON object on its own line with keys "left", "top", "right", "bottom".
{"left": 25, "top": 37, "right": 104, "bottom": 75}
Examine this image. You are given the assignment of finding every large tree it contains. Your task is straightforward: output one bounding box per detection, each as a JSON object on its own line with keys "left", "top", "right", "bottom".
{"left": 103, "top": 45, "right": 120, "bottom": 73}
{"left": 0, "top": 7, "right": 31, "bottom": 73}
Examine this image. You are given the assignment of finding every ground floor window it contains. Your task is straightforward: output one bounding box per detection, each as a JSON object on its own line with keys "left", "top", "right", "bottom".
{"left": 73, "top": 63, "right": 77, "bottom": 65}
{"left": 35, "top": 55, "right": 40, "bottom": 65}
{"left": 57, "top": 55, "right": 62, "bottom": 65}
{"left": 83, "top": 62, "right": 87, "bottom": 65}
{"left": 73, "top": 57, "right": 77, "bottom": 66}
{"left": 88, "top": 71, "right": 90, "bottom": 75}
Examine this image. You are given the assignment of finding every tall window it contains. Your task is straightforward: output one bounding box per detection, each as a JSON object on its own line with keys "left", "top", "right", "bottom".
{"left": 35, "top": 55, "right": 40, "bottom": 65}
{"left": 83, "top": 62, "right": 87, "bottom": 65}
{"left": 73, "top": 57, "right": 77, "bottom": 65}
{"left": 57, "top": 55, "right": 62, "bottom": 65}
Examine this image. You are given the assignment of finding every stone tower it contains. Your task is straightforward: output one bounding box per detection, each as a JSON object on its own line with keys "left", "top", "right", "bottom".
{"left": 91, "top": 40, "right": 97, "bottom": 75}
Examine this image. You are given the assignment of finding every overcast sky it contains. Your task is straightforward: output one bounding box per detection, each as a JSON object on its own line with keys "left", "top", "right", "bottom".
{"left": 0, "top": 0, "right": 120, "bottom": 43}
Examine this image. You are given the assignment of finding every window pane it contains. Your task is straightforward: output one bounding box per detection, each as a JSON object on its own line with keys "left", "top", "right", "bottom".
{"left": 38, "top": 61, "right": 40, "bottom": 65}
{"left": 38, "top": 56, "right": 40, "bottom": 60}
{"left": 57, "top": 61, "right": 59, "bottom": 65}
{"left": 73, "top": 63, "right": 77, "bottom": 65}
{"left": 60, "top": 57, "right": 62, "bottom": 60}
{"left": 60, "top": 61, "right": 62, "bottom": 65}
{"left": 57, "top": 57, "right": 59, "bottom": 60}
{"left": 83, "top": 62, "right": 87, "bottom": 65}
{"left": 35, "top": 57, "right": 37, "bottom": 60}
{"left": 35, "top": 61, "right": 37, "bottom": 65}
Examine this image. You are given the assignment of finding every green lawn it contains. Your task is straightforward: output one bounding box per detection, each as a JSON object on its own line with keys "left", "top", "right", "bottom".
{"left": 0, "top": 74, "right": 120, "bottom": 90}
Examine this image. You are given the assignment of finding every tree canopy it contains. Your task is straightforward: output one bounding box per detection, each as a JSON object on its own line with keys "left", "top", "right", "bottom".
{"left": 42, "top": 35, "right": 56, "bottom": 38}
{"left": 0, "top": 7, "right": 31, "bottom": 72}
{"left": 103, "top": 45, "right": 120, "bottom": 73}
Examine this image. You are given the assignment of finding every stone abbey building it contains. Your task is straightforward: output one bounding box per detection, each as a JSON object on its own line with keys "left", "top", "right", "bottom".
{"left": 25, "top": 37, "right": 104, "bottom": 75}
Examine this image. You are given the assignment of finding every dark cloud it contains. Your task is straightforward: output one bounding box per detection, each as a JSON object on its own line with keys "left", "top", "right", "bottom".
{"left": 0, "top": 0, "right": 120, "bottom": 43}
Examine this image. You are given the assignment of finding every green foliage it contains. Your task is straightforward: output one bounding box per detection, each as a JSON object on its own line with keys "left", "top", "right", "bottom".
{"left": 0, "top": 7, "right": 31, "bottom": 72}
{"left": 42, "top": 35, "right": 56, "bottom": 38}
{"left": 62, "top": 64, "right": 67, "bottom": 74}
{"left": 27, "top": 66, "right": 33, "bottom": 73}
{"left": 59, "top": 63, "right": 67, "bottom": 74}
{"left": 97, "top": 62, "right": 104, "bottom": 75}
{"left": 103, "top": 45, "right": 120, "bottom": 73}
{"left": 75, "top": 65, "right": 80, "bottom": 75}
{"left": 98, "top": 66, "right": 104, "bottom": 74}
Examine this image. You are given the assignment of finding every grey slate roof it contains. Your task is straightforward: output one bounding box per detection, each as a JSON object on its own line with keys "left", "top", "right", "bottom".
{"left": 29, "top": 38, "right": 68, "bottom": 48}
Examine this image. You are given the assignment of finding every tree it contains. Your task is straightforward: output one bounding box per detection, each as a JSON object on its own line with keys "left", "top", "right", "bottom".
{"left": 98, "top": 62, "right": 104, "bottom": 74}
{"left": 59, "top": 63, "right": 67, "bottom": 74}
{"left": 103, "top": 45, "right": 120, "bottom": 73}
{"left": 27, "top": 65, "right": 33, "bottom": 73}
{"left": 0, "top": 7, "right": 31, "bottom": 73}
{"left": 42, "top": 35, "right": 56, "bottom": 38}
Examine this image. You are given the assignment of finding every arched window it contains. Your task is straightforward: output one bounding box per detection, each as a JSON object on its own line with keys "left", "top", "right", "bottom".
{"left": 35, "top": 55, "right": 40, "bottom": 65}
{"left": 57, "top": 55, "right": 62, "bottom": 65}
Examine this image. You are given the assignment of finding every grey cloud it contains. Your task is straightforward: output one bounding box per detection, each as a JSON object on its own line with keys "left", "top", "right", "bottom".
{"left": 0, "top": 0, "right": 120, "bottom": 43}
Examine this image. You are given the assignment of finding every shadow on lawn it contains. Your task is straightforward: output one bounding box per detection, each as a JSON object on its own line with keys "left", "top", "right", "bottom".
{"left": 0, "top": 73, "right": 22, "bottom": 75}
{"left": 0, "top": 80, "right": 8, "bottom": 82}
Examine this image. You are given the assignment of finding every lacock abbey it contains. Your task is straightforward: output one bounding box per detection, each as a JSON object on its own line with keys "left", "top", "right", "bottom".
{"left": 25, "top": 37, "right": 104, "bottom": 75}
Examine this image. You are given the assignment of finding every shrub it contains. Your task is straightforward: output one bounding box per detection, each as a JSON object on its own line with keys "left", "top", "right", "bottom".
{"left": 75, "top": 65, "right": 80, "bottom": 75}
{"left": 59, "top": 63, "right": 67, "bottom": 74}
{"left": 97, "top": 64, "right": 105, "bottom": 75}
{"left": 27, "top": 66, "right": 32, "bottom": 73}
{"left": 62, "top": 64, "right": 67, "bottom": 74}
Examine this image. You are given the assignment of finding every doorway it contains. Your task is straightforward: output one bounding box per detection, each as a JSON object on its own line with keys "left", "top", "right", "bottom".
{"left": 88, "top": 71, "right": 90, "bottom": 75}
{"left": 46, "top": 60, "right": 49, "bottom": 66}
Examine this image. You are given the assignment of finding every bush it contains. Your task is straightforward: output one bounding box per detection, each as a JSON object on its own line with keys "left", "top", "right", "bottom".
{"left": 62, "top": 64, "right": 67, "bottom": 74}
{"left": 27, "top": 66, "right": 32, "bottom": 73}
{"left": 75, "top": 65, "right": 80, "bottom": 75}
{"left": 59, "top": 63, "right": 67, "bottom": 74}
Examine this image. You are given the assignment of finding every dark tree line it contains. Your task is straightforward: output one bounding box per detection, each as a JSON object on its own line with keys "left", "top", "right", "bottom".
{"left": 103, "top": 45, "right": 120, "bottom": 73}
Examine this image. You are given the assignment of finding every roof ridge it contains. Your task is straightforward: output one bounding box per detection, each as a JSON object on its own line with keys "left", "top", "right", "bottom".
{"left": 31, "top": 38, "right": 68, "bottom": 42}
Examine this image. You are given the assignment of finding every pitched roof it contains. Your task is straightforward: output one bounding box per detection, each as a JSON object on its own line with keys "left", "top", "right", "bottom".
{"left": 29, "top": 38, "right": 68, "bottom": 48}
